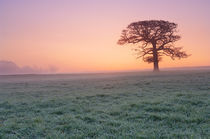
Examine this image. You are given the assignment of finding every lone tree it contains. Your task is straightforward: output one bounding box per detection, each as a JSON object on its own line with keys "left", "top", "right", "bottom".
{"left": 117, "top": 20, "right": 189, "bottom": 72}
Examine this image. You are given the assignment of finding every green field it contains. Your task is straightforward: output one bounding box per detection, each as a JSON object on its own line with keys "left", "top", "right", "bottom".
{"left": 0, "top": 70, "right": 209, "bottom": 138}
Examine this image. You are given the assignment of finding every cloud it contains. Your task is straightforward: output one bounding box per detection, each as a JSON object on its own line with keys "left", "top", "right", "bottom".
{"left": 0, "top": 60, "right": 58, "bottom": 75}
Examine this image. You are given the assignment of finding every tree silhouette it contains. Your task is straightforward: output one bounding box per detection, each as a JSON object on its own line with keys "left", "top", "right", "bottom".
{"left": 117, "top": 20, "right": 189, "bottom": 72}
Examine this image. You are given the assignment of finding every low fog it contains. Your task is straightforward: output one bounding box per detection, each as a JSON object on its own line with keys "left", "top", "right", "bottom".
{"left": 0, "top": 60, "right": 57, "bottom": 75}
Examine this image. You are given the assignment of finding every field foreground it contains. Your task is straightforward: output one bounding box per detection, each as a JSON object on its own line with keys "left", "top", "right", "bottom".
{"left": 0, "top": 70, "right": 209, "bottom": 138}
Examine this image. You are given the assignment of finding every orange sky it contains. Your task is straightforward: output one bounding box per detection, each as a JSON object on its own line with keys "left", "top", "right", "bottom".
{"left": 0, "top": 0, "right": 210, "bottom": 73}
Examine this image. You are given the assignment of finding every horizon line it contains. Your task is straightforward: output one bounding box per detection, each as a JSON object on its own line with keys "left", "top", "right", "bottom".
{"left": 0, "top": 65, "right": 210, "bottom": 76}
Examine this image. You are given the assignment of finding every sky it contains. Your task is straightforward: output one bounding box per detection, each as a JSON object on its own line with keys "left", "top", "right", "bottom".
{"left": 0, "top": 0, "right": 210, "bottom": 73}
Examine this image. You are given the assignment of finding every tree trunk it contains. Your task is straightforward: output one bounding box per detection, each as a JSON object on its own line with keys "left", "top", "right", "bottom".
{"left": 153, "top": 59, "right": 159, "bottom": 72}
{"left": 152, "top": 43, "right": 159, "bottom": 72}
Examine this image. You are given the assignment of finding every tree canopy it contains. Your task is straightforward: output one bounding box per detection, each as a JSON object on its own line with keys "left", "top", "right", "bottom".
{"left": 118, "top": 20, "right": 189, "bottom": 71}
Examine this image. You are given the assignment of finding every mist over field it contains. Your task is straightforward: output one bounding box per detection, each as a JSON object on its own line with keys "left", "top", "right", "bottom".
{"left": 0, "top": 60, "right": 58, "bottom": 75}
{"left": 0, "top": 70, "right": 209, "bottom": 138}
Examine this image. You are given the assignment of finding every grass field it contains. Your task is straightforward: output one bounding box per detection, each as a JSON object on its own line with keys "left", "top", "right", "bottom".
{"left": 0, "top": 70, "right": 209, "bottom": 138}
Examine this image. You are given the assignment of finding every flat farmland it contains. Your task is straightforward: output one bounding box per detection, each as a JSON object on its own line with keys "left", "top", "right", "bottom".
{"left": 0, "top": 70, "right": 209, "bottom": 138}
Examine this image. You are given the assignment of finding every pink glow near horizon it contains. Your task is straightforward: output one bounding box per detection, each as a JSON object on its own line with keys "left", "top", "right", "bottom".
{"left": 0, "top": 0, "right": 210, "bottom": 73}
